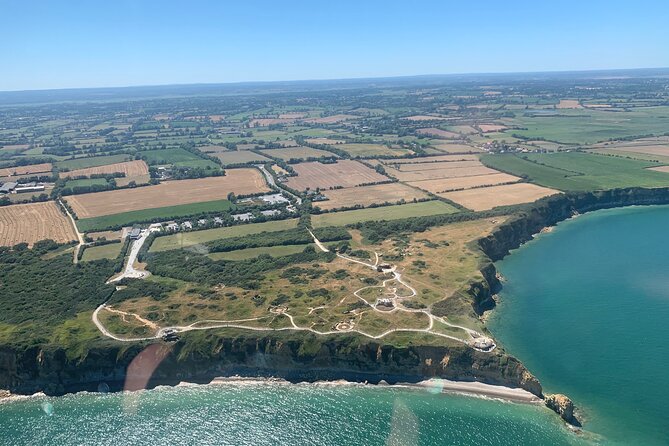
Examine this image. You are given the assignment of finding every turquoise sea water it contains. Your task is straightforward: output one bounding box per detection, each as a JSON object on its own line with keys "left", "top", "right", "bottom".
{"left": 0, "top": 383, "right": 584, "bottom": 445}
{"left": 489, "top": 205, "right": 669, "bottom": 445}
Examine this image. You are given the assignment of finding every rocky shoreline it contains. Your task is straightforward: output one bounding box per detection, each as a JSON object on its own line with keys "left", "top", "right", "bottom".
{"left": 2, "top": 187, "right": 669, "bottom": 426}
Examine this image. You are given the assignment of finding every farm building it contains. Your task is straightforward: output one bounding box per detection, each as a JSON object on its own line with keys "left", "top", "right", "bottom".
{"left": 14, "top": 182, "right": 45, "bottom": 193}
{"left": 0, "top": 182, "right": 18, "bottom": 193}
{"left": 165, "top": 221, "right": 179, "bottom": 231}
{"left": 129, "top": 228, "right": 142, "bottom": 239}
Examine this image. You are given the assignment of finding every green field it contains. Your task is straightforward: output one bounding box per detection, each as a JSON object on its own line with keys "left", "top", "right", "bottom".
{"left": 56, "top": 154, "right": 131, "bottom": 170}
{"left": 312, "top": 201, "right": 459, "bottom": 228}
{"left": 76, "top": 199, "right": 235, "bottom": 232}
{"left": 150, "top": 218, "right": 299, "bottom": 252}
{"left": 64, "top": 178, "right": 108, "bottom": 188}
{"left": 207, "top": 244, "right": 310, "bottom": 261}
{"left": 507, "top": 107, "right": 669, "bottom": 144}
{"left": 213, "top": 151, "right": 270, "bottom": 166}
{"left": 81, "top": 242, "right": 123, "bottom": 261}
{"left": 481, "top": 152, "right": 669, "bottom": 191}
{"left": 138, "top": 148, "right": 219, "bottom": 169}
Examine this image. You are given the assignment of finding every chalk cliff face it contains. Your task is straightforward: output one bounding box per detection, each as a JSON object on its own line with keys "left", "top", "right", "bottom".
{"left": 0, "top": 336, "right": 542, "bottom": 396}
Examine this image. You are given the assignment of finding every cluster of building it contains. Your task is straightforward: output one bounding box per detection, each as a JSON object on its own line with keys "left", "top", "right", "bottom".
{"left": 0, "top": 181, "right": 46, "bottom": 194}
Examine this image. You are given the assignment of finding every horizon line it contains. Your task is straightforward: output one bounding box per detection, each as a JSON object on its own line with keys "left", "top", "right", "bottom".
{"left": 2, "top": 66, "right": 669, "bottom": 95}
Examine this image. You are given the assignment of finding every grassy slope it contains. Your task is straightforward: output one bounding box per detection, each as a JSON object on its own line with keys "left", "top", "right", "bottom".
{"left": 150, "top": 218, "right": 299, "bottom": 252}
{"left": 207, "top": 244, "right": 310, "bottom": 260}
{"left": 312, "top": 201, "right": 459, "bottom": 227}
{"left": 481, "top": 152, "right": 669, "bottom": 191}
{"left": 76, "top": 199, "right": 234, "bottom": 232}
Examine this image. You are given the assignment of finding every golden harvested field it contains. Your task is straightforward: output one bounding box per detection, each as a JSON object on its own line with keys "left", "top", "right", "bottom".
{"left": 260, "top": 146, "right": 335, "bottom": 160}
{"left": 408, "top": 173, "right": 521, "bottom": 194}
{"left": 302, "top": 114, "right": 357, "bottom": 124}
{"left": 66, "top": 168, "right": 269, "bottom": 218}
{"left": 647, "top": 166, "right": 669, "bottom": 173}
{"left": 285, "top": 160, "right": 388, "bottom": 191}
{"left": 392, "top": 160, "right": 482, "bottom": 172}
{"left": 0, "top": 144, "right": 29, "bottom": 152}
{"left": 556, "top": 99, "right": 583, "bottom": 109}
{"left": 416, "top": 128, "right": 459, "bottom": 139}
{"left": 441, "top": 183, "right": 559, "bottom": 211}
{"left": 401, "top": 115, "right": 450, "bottom": 121}
{"left": 381, "top": 154, "right": 479, "bottom": 164}
{"left": 117, "top": 174, "right": 150, "bottom": 187}
{"left": 316, "top": 182, "right": 428, "bottom": 210}
{"left": 306, "top": 138, "right": 345, "bottom": 145}
{"left": 0, "top": 201, "right": 77, "bottom": 247}
{"left": 384, "top": 160, "right": 500, "bottom": 182}
{"left": 431, "top": 143, "right": 482, "bottom": 153}
{"left": 271, "top": 164, "right": 289, "bottom": 175}
{"left": 602, "top": 144, "right": 669, "bottom": 157}
{"left": 0, "top": 162, "right": 52, "bottom": 177}
{"left": 278, "top": 112, "right": 308, "bottom": 119}
{"left": 60, "top": 160, "right": 149, "bottom": 179}
{"left": 248, "top": 118, "right": 295, "bottom": 127}
{"left": 88, "top": 229, "right": 123, "bottom": 241}
{"left": 477, "top": 124, "right": 508, "bottom": 133}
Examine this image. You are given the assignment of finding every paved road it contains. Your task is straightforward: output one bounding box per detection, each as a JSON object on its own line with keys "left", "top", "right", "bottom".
{"left": 107, "top": 229, "right": 151, "bottom": 283}
{"left": 255, "top": 164, "right": 302, "bottom": 205}
{"left": 59, "top": 199, "right": 85, "bottom": 264}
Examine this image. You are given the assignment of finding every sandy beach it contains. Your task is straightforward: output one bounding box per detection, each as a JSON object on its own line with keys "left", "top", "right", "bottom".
{"left": 208, "top": 376, "right": 542, "bottom": 404}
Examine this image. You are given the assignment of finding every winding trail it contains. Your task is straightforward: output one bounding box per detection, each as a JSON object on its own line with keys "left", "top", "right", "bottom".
{"left": 59, "top": 199, "right": 85, "bottom": 264}
{"left": 92, "top": 227, "right": 495, "bottom": 352}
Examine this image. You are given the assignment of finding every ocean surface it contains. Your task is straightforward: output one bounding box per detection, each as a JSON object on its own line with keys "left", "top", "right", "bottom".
{"left": 3, "top": 205, "right": 666, "bottom": 445}
{"left": 489, "top": 205, "right": 669, "bottom": 445}
{"left": 0, "top": 382, "right": 584, "bottom": 445}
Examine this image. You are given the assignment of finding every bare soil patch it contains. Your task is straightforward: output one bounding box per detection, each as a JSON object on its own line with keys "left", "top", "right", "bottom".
{"left": 0, "top": 201, "right": 77, "bottom": 247}
{"left": 66, "top": 168, "right": 268, "bottom": 218}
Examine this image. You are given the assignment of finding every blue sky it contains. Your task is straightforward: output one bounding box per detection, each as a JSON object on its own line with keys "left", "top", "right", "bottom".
{"left": 1, "top": 0, "right": 668, "bottom": 91}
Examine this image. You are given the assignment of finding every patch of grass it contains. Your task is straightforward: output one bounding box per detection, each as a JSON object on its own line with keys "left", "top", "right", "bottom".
{"left": 312, "top": 201, "right": 459, "bottom": 227}
{"left": 150, "top": 218, "right": 299, "bottom": 252}
{"left": 81, "top": 242, "right": 123, "bottom": 261}
{"left": 64, "top": 178, "right": 108, "bottom": 188}
{"left": 76, "top": 199, "right": 235, "bottom": 232}
{"left": 208, "top": 244, "right": 311, "bottom": 261}
{"left": 508, "top": 107, "right": 669, "bottom": 144}
{"left": 481, "top": 152, "right": 669, "bottom": 191}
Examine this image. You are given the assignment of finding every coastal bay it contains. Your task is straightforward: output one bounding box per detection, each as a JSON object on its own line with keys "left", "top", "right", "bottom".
{"left": 489, "top": 205, "right": 669, "bottom": 445}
